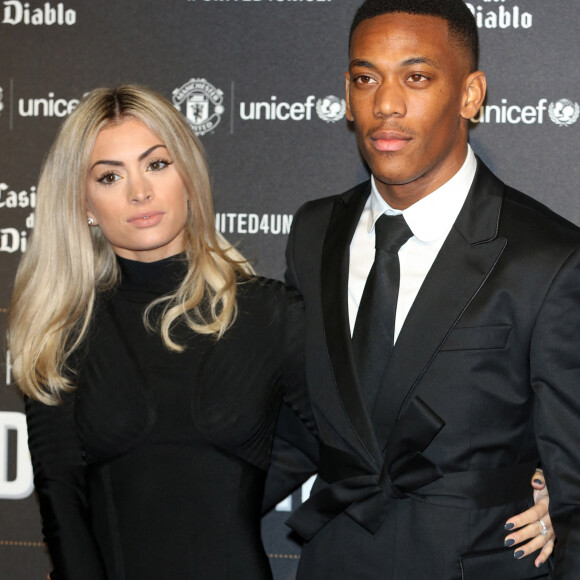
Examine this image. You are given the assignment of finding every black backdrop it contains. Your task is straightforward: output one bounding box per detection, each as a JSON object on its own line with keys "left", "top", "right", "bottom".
{"left": 1, "top": 1, "right": 579, "bottom": 577}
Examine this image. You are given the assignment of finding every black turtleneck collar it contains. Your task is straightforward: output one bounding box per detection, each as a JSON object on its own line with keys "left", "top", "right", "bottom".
{"left": 116, "top": 253, "right": 188, "bottom": 297}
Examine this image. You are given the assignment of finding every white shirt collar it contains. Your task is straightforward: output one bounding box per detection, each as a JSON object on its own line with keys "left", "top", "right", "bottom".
{"left": 369, "top": 145, "right": 477, "bottom": 243}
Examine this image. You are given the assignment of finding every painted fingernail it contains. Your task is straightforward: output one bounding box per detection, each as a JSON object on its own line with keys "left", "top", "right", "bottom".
{"left": 504, "top": 539, "right": 515, "bottom": 547}
{"left": 504, "top": 523, "right": 515, "bottom": 530}
{"left": 514, "top": 550, "right": 525, "bottom": 559}
{"left": 534, "top": 479, "right": 543, "bottom": 485}
{"left": 536, "top": 561, "right": 544, "bottom": 568}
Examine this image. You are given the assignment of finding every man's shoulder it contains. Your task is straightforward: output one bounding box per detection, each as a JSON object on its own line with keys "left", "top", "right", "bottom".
{"left": 501, "top": 185, "right": 580, "bottom": 244}
{"left": 293, "top": 180, "right": 370, "bottom": 223}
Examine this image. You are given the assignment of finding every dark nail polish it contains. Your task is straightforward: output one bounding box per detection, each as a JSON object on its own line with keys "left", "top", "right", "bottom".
{"left": 514, "top": 550, "right": 525, "bottom": 559}
{"left": 504, "top": 522, "right": 515, "bottom": 530}
{"left": 536, "top": 561, "right": 544, "bottom": 568}
{"left": 504, "top": 539, "right": 515, "bottom": 547}
{"left": 534, "top": 479, "right": 543, "bottom": 485}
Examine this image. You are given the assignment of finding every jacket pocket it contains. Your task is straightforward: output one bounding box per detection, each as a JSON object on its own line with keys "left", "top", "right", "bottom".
{"left": 460, "top": 547, "right": 549, "bottom": 579}
{"left": 440, "top": 325, "right": 512, "bottom": 351}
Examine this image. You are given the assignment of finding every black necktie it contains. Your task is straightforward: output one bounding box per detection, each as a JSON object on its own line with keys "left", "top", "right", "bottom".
{"left": 352, "top": 213, "right": 413, "bottom": 410}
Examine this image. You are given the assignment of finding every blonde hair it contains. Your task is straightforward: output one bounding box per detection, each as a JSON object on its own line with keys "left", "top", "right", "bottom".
{"left": 8, "top": 84, "right": 253, "bottom": 405}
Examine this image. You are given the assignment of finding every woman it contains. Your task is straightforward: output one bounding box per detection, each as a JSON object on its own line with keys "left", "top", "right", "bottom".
{"left": 8, "top": 84, "right": 292, "bottom": 579}
{"left": 8, "top": 85, "right": 553, "bottom": 579}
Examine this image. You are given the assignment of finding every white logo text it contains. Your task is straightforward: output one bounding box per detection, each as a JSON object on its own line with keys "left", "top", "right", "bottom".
{"left": 465, "top": 3, "right": 532, "bottom": 29}
{"left": 2, "top": 1, "right": 76, "bottom": 25}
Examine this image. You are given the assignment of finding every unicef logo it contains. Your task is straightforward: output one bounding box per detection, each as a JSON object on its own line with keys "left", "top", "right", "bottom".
{"left": 548, "top": 99, "right": 579, "bottom": 127}
{"left": 316, "top": 95, "right": 346, "bottom": 123}
{"left": 173, "top": 78, "right": 225, "bottom": 136}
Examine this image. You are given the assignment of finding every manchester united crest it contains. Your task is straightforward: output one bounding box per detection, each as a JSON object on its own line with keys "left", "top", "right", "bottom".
{"left": 172, "top": 78, "right": 225, "bottom": 136}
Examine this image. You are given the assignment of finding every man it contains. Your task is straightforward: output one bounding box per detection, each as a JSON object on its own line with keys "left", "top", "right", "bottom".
{"left": 281, "top": 0, "right": 580, "bottom": 577}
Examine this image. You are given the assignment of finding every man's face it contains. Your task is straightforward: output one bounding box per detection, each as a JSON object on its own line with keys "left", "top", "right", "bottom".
{"left": 346, "top": 13, "right": 484, "bottom": 208}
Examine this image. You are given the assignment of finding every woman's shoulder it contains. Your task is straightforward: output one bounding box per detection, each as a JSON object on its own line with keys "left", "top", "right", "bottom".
{"left": 236, "top": 275, "right": 285, "bottom": 308}
{"left": 240, "top": 275, "right": 284, "bottom": 291}
{"left": 227, "top": 276, "right": 286, "bottom": 337}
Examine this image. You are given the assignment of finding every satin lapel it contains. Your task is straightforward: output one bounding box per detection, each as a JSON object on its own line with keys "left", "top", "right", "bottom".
{"left": 321, "top": 181, "right": 382, "bottom": 464}
{"left": 371, "top": 161, "right": 508, "bottom": 449}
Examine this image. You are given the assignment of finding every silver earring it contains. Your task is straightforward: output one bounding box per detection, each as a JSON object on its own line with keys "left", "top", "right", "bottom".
{"left": 87, "top": 217, "right": 95, "bottom": 226}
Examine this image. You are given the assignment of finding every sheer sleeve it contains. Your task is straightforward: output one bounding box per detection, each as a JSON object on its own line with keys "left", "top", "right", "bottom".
{"left": 25, "top": 396, "right": 107, "bottom": 580}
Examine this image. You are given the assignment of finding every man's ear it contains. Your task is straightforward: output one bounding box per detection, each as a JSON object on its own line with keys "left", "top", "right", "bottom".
{"left": 461, "top": 71, "right": 487, "bottom": 120}
{"left": 345, "top": 71, "right": 354, "bottom": 122}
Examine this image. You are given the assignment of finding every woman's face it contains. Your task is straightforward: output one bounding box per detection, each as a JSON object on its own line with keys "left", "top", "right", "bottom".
{"left": 86, "top": 117, "right": 189, "bottom": 263}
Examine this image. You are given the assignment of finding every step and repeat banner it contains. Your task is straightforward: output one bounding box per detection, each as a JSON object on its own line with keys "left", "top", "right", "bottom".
{"left": 0, "top": 1, "right": 578, "bottom": 578}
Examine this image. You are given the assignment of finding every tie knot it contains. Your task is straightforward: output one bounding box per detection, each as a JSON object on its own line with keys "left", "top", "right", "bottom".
{"left": 374, "top": 213, "right": 413, "bottom": 254}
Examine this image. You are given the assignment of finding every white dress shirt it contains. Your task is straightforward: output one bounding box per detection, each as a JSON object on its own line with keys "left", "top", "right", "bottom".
{"left": 348, "top": 146, "right": 478, "bottom": 341}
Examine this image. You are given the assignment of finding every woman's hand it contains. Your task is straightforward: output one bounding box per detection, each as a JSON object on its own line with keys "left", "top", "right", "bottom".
{"left": 504, "top": 469, "right": 554, "bottom": 568}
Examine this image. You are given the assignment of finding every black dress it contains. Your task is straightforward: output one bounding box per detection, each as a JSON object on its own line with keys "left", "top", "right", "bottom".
{"left": 25, "top": 255, "right": 288, "bottom": 580}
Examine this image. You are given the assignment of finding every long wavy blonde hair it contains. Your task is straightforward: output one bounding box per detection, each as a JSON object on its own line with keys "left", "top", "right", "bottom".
{"left": 8, "top": 84, "right": 253, "bottom": 405}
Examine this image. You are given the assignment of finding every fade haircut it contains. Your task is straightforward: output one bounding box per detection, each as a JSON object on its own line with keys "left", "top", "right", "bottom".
{"left": 349, "top": 0, "right": 479, "bottom": 71}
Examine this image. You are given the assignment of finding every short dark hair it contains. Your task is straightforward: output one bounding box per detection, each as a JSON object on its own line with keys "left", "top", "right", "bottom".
{"left": 349, "top": 0, "right": 479, "bottom": 71}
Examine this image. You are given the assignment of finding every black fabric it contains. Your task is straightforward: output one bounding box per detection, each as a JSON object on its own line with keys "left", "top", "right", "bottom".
{"left": 351, "top": 213, "right": 413, "bottom": 410}
{"left": 26, "top": 255, "right": 289, "bottom": 580}
{"left": 283, "top": 160, "right": 580, "bottom": 579}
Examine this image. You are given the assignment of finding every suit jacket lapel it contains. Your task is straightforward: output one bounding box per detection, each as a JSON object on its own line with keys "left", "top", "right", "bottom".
{"left": 372, "top": 161, "right": 508, "bottom": 449}
{"left": 321, "top": 181, "right": 382, "bottom": 464}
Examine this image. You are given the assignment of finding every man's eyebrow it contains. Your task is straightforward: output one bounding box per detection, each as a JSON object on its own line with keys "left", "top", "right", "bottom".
{"left": 349, "top": 56, "right": 441, "bottom": 70}
{"left": 349, "top": 59, "right": 377, "bottom": 70}
{"left": 401, "top": 56, "right": 440, "bottom": 69}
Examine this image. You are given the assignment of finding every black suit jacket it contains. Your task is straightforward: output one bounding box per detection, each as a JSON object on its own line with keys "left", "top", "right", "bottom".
{"left": 283, "top": 160, "right": 580, "bottom": 579}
